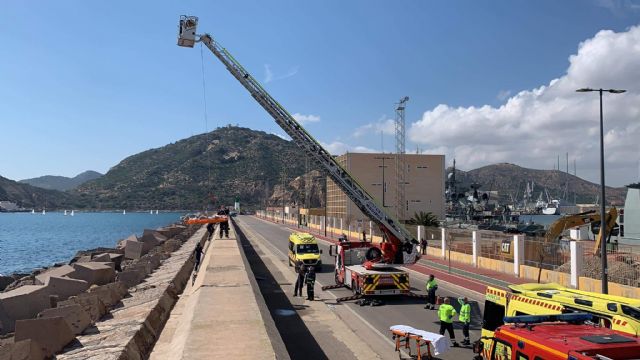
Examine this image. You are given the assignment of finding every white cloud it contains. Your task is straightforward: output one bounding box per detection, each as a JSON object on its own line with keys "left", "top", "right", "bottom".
{"left": 353, "top": 116, "right": 396, "bottom": 138}
{"left": 263, "top": 64, "right": 300, "bottom": 83}
{"left": 320, "top": 141, "right": 377, "bottom": 156}
{"left": 409, "top": 26, "right": 640, "bottom": 186}
{"left": 594, "top": 0, "right": 640, "bottom": 16}
{"left": 292, "top": 113, "right": 321, "bottom": 124}
{"left": 497, "top": 90, "right": 512, "bottom": 101}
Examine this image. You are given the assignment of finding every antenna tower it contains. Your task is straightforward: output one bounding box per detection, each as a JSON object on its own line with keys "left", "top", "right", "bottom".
{"left": 395, "top": 96, "right": 409, "bottom": 222}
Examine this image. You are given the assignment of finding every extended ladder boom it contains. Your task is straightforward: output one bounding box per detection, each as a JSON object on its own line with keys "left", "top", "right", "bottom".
{"left": 178, "top": 16, "right": 417, "bottom": 264}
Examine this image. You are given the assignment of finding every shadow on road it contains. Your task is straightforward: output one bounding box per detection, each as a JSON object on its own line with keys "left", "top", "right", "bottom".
{"left": 236, "top": 224, "right": 329, "bottom": 360}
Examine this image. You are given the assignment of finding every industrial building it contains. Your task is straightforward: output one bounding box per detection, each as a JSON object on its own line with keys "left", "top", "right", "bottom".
{"left": 326, "top": 152, "right": 445, "bottom": 223}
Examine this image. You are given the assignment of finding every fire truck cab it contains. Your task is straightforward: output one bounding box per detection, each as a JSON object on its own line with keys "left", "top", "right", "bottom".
{"left": 476, "top": 313, "right": 640, "bottom": 360}
{"left": 328, "top": 238, "right": 410, "bottom": 296}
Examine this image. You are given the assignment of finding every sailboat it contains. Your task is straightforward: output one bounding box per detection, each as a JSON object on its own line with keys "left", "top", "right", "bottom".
{"left": 31, "top": 209, "right": 35, "bottom": 214}
{"left": 150, "top": 210, "right": 153, "bottom": 214}
{"left": 123, "top": 209, "right": 126, "bottom": 215}
{"left": 155, "top": 209, "right": 159, "bottom": 215}
{"left": 42, "top": 208, "right": 46, "bottom": 215}
{"left": 64, "top": 210, "right": 68, "bottom": 216}
{"left": 70, "top": 210, "right": 75, "bottom": 216}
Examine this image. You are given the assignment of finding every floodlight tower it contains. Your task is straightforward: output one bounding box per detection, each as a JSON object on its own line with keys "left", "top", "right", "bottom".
{"left": 395, "top": 96, "right": 409, "bottom": 222}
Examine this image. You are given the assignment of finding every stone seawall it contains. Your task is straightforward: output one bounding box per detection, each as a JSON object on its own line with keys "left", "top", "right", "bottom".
{"left": 56, "top": 227, "right": 207, "bottom": 360}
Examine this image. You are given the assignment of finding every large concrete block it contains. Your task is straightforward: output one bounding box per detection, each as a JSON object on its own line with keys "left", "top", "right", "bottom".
{"left": 124, "top": 240, "right": 145, "bottom": 260}
{"left": 57, "top": 294, "right": 106, "bottom": 323}
{"left": 86, "top": 284, "right": 124, "bottom": 308}
{"left": 116, "top": 270, "right": 146, "bottom": 288}
{"left": 162, "top": 239, "right": 182, "bottom": 253}
{"left": 70, "top": 262, "right": 115, "bottom": 286}
{"left": 0, "top": 339, "right": 45, "bottom": 360}
{"left": 0, "top": 285, "right": 51, "bottom": 334}
{"left": 91, "top": 253, "right": 111, "bottom": 262}
{"left": 15, "top": 317, "right": 75, "bottom": 357}
{"left": 43, "top": 276, "right": 89, "bottom": 301}
{"left": 0, "top": 275, "right": 15, "bottom": 292}
{"left": 117, "top": 234, "right": 138, "bottom": 249}
{"left": 91, "top": 282, "right": 128, "bottom": 298}
{"left": 38, "top": 304, "right": 91, "bottom": 335}
{"left": 34, "top": 265, "right": 75, "bottom": 286}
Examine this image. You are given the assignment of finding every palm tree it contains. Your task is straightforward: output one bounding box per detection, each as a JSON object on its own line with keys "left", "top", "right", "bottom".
{"left": 408, "top": 211, "right": 439, "bottom": 227}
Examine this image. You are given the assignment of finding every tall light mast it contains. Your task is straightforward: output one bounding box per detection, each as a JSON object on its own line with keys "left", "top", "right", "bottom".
{"left": 395, "top": 96, "right": 409, "bottom": 222}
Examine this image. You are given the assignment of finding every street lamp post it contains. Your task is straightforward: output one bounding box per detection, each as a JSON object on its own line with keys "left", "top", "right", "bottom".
{"left": 576, "top": 87, "right": 626, "bottom": 294}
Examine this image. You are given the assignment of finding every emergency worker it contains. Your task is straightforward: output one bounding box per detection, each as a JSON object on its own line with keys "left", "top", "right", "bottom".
{"left": 438, "top": 297, "right": 459, "bottom": 347}
{"left": 424, "top": 274, "right": 438, "bottom": 310}
{"left": 217, "top": 207, "right": 230, "bottom": 238}
{"left": 305, "top": 265, "right": 316, "bottom": 300}
{"left": 458, "top": 297, "right": 471, "bottom": 345}
{"left": 293, "top": 261, "right": 306, "bottom": 297}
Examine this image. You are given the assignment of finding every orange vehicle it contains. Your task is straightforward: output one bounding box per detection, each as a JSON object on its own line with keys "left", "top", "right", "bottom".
{"left": 475, "top": 313, "right": 640, "bottom": 360}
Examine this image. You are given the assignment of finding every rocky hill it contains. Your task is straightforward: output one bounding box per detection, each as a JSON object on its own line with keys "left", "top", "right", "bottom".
{"left": 74, "top": 126, "right": 312, "bottom": 210}
{"left": 20, "top": 170, "right": 103, "bottom": 191}
{"left": 448, "top": 163, "right": 627, "bottom": 206}
{"left": 0, "top": 176, "right": 78, "bottom": 209}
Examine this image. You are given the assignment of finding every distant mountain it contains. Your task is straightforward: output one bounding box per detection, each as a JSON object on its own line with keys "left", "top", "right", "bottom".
{"left": 0, "top": 175, "right": 78, "bottom": 209}
{"left": 447, "top": 163, "right": 627, "bottom": 206}
{"left": 74, "top": 126, "right": 310, "bottom": 210}
{"left": 20, "top": 171, "right": 103, "bottom": 191}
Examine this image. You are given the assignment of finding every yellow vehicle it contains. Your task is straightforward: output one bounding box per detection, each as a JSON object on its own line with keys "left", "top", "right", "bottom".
{"left": 288, "top": 232, "right": 322, "bottom": 267}
{"left": 481, "top": 283, "right": 640, "bottom": 357}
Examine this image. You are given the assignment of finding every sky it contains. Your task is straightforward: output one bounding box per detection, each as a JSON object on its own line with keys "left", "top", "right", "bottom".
{"left": 1, "top": 0, "right": 640, "bottom": 187}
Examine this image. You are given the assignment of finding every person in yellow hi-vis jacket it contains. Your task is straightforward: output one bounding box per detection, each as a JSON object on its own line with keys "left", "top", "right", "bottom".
{"left": 458, "top": 297, "right": 471, "bottom": 346}
{"left": 438, "top": 298, "right": 459, "bottom": 347}
{"left": 423, "top": 274, "right": 438, "bottom": 310}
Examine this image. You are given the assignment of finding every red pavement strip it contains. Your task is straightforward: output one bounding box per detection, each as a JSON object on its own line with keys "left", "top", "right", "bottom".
{"left": 251, "top": 216, "right": 515, "bottom": 296}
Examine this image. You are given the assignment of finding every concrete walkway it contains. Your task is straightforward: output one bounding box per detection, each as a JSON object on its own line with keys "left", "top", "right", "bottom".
{"left": 150, "top": 223, "right": 277, "bottom": 360}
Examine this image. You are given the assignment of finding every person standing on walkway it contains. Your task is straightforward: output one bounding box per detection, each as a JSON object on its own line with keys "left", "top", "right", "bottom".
{"left": 424, "top": 274, "right": 438, "bottom": 310}
{"left": 438, "top": 297, "right": 459, "bottom": 347}
{"left": 305, "top": 265, "right": 316, "bottom": 300}
{"left": 193, "top": 242, "right": 204, "bottom": 271}
{"left": 420, "top": 238, "right": 427, "bottom": 255}
{"left": 206, "top": 222, "right": 214, "bottom": 240}
{"left": 458, "top": 297, "right": 471, "bottom": 346}
{"left": 294, "top": 261, "right": 306, "bottom": 297}
{"left": 217, "top": 207, "right": 230, "bottom": 238}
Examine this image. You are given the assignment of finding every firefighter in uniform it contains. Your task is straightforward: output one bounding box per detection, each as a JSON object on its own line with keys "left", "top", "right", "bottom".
{"left": 424, "top": 274, "right": 438, "bottom": 310}
{"left": 438, "top": 297, "right": 459, "bottom": 347}
{"left": 305, "top": 265, "right": 316, "bottom": 300}
{"left": 458, "top": 297, "right": 471, "bottom": 345}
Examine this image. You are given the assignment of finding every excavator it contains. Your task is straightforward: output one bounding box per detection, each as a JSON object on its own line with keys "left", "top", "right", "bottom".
{"left": 543, "top": 207, "right": 618, "bottom": 256}
{"left": 176, "top": 16, "right": 419, "bottom": 270}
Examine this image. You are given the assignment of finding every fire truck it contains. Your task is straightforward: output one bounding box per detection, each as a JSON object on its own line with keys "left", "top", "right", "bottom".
{"left": 475, "top": 313, "right": 640, "bottom": 360}
{"left": 327, "top": 237, "right": 411, "bottom": 300}
{"left": 177, "top": 16, "right": 420, "bottom": 300}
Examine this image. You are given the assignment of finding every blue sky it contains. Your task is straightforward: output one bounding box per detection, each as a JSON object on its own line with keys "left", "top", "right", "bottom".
{"left": 2, "top": 1, "right": 640, "bottom": 186}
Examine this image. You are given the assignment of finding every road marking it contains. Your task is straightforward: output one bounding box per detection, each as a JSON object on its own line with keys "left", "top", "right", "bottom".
{"left": 238, "top": 218, "right": 408, "bottom": 358}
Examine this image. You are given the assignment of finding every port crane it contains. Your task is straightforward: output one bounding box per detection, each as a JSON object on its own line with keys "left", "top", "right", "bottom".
{"left": 177, "top": 16, "right": 419, "bottom": 266}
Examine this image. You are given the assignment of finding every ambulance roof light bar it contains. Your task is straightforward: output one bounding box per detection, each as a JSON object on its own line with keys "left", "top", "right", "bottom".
{"left": 504, "top": 313, "right": 593, "bottom": 325}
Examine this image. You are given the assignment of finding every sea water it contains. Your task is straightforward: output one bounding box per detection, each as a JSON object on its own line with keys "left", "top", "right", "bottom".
{"left": 0, "top": 212, "right": 183, "bottom": 275}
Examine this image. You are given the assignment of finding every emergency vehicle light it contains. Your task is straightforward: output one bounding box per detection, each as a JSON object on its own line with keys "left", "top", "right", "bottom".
{"left": 504, "top": 313, "right": 593, "bottom": 325}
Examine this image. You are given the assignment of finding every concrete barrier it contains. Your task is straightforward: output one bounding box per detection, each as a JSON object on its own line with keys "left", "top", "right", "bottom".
{"left": 0, "top": 339, "right": 45, "bottom": 360}
{"left": 70, "top": 262, "right": 115, "bottom": 286}
{"left": 57, "top": 294, "right": 106, "bottom": 323}
{"left": 0, "top": 285, "right": 51, "bottom": 334}
{"left": 35, "top": 265, "right": 75, "bottom": 285}
{"left": 150, "top": 222, "right": 276, "bottom": 360}
{"left": 38, "top": 304, "right": 91, "bottom": 335}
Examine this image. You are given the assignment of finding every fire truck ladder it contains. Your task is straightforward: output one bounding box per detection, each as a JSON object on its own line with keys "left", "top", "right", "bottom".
{"left": 178, "top": 15, "right": 418, "bottom": 264}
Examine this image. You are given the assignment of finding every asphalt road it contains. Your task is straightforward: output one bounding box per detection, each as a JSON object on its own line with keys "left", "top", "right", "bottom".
{"left": 236, "top": 215, "right": 486, "bottom": 360}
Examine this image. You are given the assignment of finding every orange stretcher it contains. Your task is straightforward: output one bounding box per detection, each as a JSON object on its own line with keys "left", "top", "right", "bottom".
{"left": 184, "top": 215, "right": 228, "bottom": 225}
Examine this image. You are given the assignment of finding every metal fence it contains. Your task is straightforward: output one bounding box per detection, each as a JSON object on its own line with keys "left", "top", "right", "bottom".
{"left": 522, "top": 238, "right": 570, "bottom": 271}
{"left": 577, "top": 244, "right": 640, "bottom": 287}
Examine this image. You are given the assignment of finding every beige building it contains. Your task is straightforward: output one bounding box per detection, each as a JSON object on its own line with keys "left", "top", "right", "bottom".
{"left": 326, "top": 153, "right": 445, "bottom": 223}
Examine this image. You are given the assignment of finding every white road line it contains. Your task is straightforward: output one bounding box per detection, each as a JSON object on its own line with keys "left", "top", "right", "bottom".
{"left": 238, "top": 218, "right": 408, "bottom": 357}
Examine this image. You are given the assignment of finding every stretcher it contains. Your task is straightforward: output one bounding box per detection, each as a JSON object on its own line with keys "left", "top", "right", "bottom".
{"left": 390, "top": 325, "right": 450, "bottom": 360}
{"left": 184, "top": 215, "right": 228, "bottom": 225}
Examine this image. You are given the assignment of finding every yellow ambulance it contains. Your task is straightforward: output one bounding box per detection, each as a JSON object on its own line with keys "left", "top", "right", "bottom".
{"left": 480, "top": 283, "right": 640, "bottom": 357}
{"left": 288, "top": 232, "right": 322, "bottom": 267}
